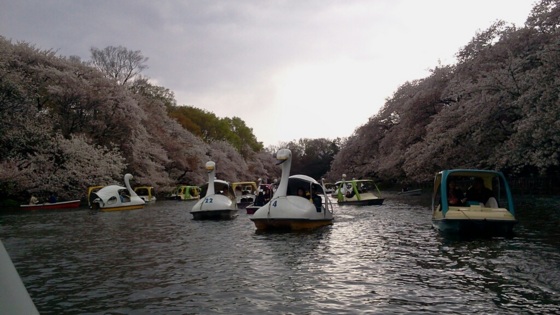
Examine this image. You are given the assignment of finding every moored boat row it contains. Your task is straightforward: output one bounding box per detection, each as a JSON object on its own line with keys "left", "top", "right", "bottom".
{"left": 13, "top": 148, "right": 519, "bottom": 237}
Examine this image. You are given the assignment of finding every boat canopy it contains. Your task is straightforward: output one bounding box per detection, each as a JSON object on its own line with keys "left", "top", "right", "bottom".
{"left": 134, "top": 186, "right": 155, "bottom": 196}
{"left": 200, "top": 180, "right": 235, "bottom": 199}
{"left": 433, "top": 169, "right": 515, "bottom": 216}
{"left": 286, "top": 175, "right": 325, "bottom": 196}
{"left": 232, "top": 182, "right": 258, "bottom": 195}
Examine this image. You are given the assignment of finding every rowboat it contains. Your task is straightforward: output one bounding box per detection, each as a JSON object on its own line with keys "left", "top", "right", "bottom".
{"left": 20, "top": 199, "right": 81, "bottom": 210}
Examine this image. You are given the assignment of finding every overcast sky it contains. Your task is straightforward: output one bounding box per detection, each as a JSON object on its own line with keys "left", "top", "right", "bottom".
{"left": 1, "top": 0, "right": 536, "bottom": 147}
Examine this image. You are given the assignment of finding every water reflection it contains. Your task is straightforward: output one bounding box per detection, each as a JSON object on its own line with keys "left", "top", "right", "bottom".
{"left": 0, "top": 197, "right": 559, "bottom": 314}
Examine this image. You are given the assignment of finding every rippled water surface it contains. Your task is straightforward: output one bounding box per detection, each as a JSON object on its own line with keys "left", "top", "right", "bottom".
{"left": 1, "top": 195, "right": 559, "bottom": 314}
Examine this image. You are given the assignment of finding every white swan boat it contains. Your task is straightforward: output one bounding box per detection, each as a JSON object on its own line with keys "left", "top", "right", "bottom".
{"left": 190, "top": 161, "right": 238, "bottom": 220}
{"left": 250, "top": 149, "right": 334, "bottom": 231}
{"left": 432, "top": 169, "right": 517, "bottom": 235}
{"left": 0, "top": 240, "right": 39, "bottom": 314}
{"left": 90, "top": 174, "right": 146, "bottom": 211}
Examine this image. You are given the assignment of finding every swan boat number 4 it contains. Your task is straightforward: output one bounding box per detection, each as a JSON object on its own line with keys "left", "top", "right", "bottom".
{"left": 432, "top": 169, "right": 517, "bottom": 235}
{"left": 190, "top": 161, "right": 238, "bottom": 220}
{"left": 250, "top": 148, "right": 334, "bottom": 231}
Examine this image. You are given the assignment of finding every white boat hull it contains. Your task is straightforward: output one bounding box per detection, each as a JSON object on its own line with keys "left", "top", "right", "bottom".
{"left": 251, "top": 196, "right": 333, "bottom": 230}
{"left": 190, "top": 194, "right": 237, "bottom": 220}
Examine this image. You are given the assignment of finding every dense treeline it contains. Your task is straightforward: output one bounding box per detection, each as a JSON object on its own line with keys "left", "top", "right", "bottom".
{"left": 326, "top": 0, "right": 560, "bottom": 187}
{"left": 2, "top": 0, "right": 558, "bottom": 202}
{"left": 0, "top": 40, "right": 279, "bottom": 202}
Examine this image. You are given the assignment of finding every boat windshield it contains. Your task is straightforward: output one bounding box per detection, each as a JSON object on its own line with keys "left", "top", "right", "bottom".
{"left": 286, "top": 177, "right": 324, "bottom": 197}
{"left": 435, "top": 171, "right": 513, "bottom": 213}
{"left": 355, "top": 181, "right": 378, "bottom": 193}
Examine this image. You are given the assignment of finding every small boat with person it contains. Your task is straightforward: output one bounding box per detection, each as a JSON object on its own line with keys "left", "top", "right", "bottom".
{"left": 245, "top": 182, "right": 275, "bottom": 214}
{"left": 89, "top": 174, "right": 146, "bottom": 211}
{"left": 232, "top": 181, "right": 258, "bottom": 208}
{"left": 190, "top": 161, "right": 238, "bottom": 220}
{"left": 250, "top": 148, "right": 334, "bottom": 231}
{"left": 335, "top": 175, "right": 384, "bottom": 206}
{"left": 20, "top": 199, "right": 81, "bottom": 210}
{"left": 431, "top": 169, "right": 517, "bottom": 235}
{"left": 168, "top": 185, "right": 200, "bottom": 201}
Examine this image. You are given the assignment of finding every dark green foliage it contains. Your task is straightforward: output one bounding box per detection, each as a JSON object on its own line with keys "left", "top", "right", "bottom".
{"left": 168, "top": 105, "right": 264, "bottom": 154}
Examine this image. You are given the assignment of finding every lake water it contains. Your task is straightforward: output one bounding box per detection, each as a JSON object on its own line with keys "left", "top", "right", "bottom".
{"left": 1, "top": 194, "right": 559, "bottom": 314}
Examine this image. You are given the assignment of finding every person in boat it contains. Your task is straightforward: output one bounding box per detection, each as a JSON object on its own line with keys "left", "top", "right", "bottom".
{"left": 48, "top": 193, "right": 57, "bottom": 203}
{"left": 119, "top": 190, "right": 130, "bottom": 202}
{"left": 345, "top": 184, "right": 355, "bottom": 198}
{"left": 466, "top": 177, "right": 498, "bottom": 207}
{"left": 254, "top": 191, "right": 265, "bottom": 206}
{"left": 29, "top": 195, "right": 39, "bottom": 205}
{"left": 192, "top": 187, "right": 200, "bottom": 198}
{"left": 311, "top": 188, "right": 322, "bottom": 212}
{"left": 447, "top": 179, "right": 466, "bottom": 206}
{"left": 235, "top": 186, "right": 243, "bottom": 198}
{"left": 297, "top": 187, "right": 307, "bottom": 198}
